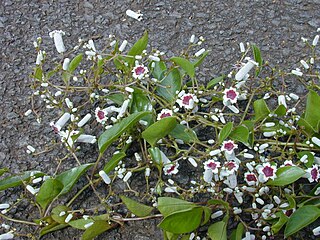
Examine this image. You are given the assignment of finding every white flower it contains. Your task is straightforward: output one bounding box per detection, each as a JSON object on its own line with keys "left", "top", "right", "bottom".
{"left": 59, "top": 130, "right": 79, "bottom": 147}
{"left": 203, "top": 169, "right": 213, "bottom": 183}
{"left": 157, "top": 109, "right": 173, "bottom": 120}
{"left": 235, "top": 59, "right": 258, "bottom": 81}
{"left": 300, "top": 60, "right": 309, "bottom": 69}
{"left": 0, "top": 232, "right": 14, "bottom": 240}
{"left": 49, "top": 30, "right": 66, "bottom": 53}
{"left": 190, "top": 34, "right": 195, "bottom": 43}
{"left": 204, "top": 159, "right": 221, "bottom": 174}
{"left": 0, "top": 204, "right": 9, "bottom": 210}
{"left": 278, "top": 95, "right": 288, "bottom": 108}
{"left": 126, "top": 9, "right": 143, "bottom": 21}
{"left": 221, "top": 140, "right": 238, "bottom": 154}
{"left": 99, "top": 170, "right": 111, "bottom": 184}
{"left": 132, "top": 65, "right": 149, "bottom": 80}
{"left": 223, "top": 87, "right": 239, "bottom": 105}
{"left": 244, "top": 172, "right": 258, "bottom": 186}
{"left": 312, "top": 35, "right": 319, "bottom": 46}
{"left": 305, "top": 165, "right": 319, "bottom": 183}
{"left": 163, "top": 162, "right": 179, "bottom": 175}
{"left": 117, "top": 99, "right": 130, "bottom": 119}
{"left": 36, "top": 50, "right": 44, "bottom": 65}
{"left": 257, "top": 163, "right": 277, "bottom": 183}
{"left": 95, "top": 107, "right": 108, "bottom": 124}
{"left": 311, "top": 137, "right": 320, "bottom": 147}
{"left": 291, "top": 69, "right": 303, "bottom": 76}
{"left": 65, "top": 213, "right": 73, "bottom": 223}
{"left": 176, "top": 91, "right": 199, "bottom": 110}
{"left": 239, "top": 42, "right": 245, "bottom": 53}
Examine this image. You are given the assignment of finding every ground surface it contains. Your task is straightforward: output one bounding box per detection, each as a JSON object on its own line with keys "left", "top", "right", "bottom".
{"left": 1, "top": 0, "right": 320, "bottom": 239}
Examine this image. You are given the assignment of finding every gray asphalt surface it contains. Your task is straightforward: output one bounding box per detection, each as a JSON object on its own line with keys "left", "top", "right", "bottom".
{"left": 1, "top": 0, "right": 320, "bottom": 239}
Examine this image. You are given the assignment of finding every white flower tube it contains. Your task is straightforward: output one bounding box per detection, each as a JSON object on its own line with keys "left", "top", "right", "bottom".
{"left": 76, "top": 134, "right": 96, "bottom": 144}
{"left": 312, "top": 137, "right": 320, "bottom": 147}
{"left": 77, "top": 114, "right": 92, "bottom": 127}
{"left": 99, "top": 170, "right": 111, "bottom": 184}
{"left": 0, "top": 232, "right": 14, "bottom": 240}
{"left": 235, "top": 60, "right": 258, "bottom": 81}
{"left": 49, "top": 30, "right": 66, "bottom": 53}
{"left": 239, "top": 42, "right": 245, "bottom": 53}
{"left": 312, "top": 35, "right": 319, "bottom": 46}
{"left": 195, "top": 48, "right": 205, "bottom": 57}
{"left": 0, "top": 204, "right": 9, "bottom": 209}
{"left": 278, "top": 95, "right": 287, "bottom": 108}
{"left": 62, "top": 58, "right": 70, "bottom": 70}
{"left": 55, "top": 113, "right": 71, "bottom": 129}
{"left": 126, "top": 9, "right": 143, "bottom": 21}
{"left": 190, "top": 34, "right": 195, "bottom": 43}
{"left": 119, "top": 40, "right": 128, "bottom": 52}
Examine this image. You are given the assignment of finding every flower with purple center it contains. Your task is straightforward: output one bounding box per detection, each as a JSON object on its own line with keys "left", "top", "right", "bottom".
{"left": 204, "top": 159, "right": 221, "bottom": 174}
{"left": 306, "top": 165, "right": 319, "bottom": 183}
{"left": 221, "top": 140, "right": 238, "bottom": 154}
{"left": 244, "top": 172, "right": 259, "bottom": 186}
{"left": 257, "top": 163, "right": 277, "bottom": 183}
{"left": 223, "top": 87, "right": 239, "bottom": 105}
{"left": 163, "top": 162, "right": 179, "bottom": 175}
{"left": 176, "top": 91, "right": 199, "bottom": 110}
{"left": 223, "top": 161, "right": 239, "bottom": 175}
{"left": 280, "top": 160, "right": 295, "bottom": 168}
{"left": 157, "top": 109, "right": 173, "bottom": 120}
{"left": 132, "top": 64, "right": 149, "bottom": 80}
{"left": 95, "top": 107, "right": 108, "bottom": 124}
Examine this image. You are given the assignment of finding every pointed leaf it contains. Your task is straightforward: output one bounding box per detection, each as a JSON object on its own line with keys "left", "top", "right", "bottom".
{"left": 169, "top": 124, "right": 198, "bottom": 143}
{"left": 142, "top": 117, "right": 177, "bottom": 147}
{"left": 218, "top": 122, "right": 233, "bottom": 144}
{"left": 68, "top": 53, "right": 83, "bottom": 72}
{"left": 207, "top": 218, "right": 228, "bottom": 240}
{"left": 171, "top": 57, "right": 195, "bottom": 78}
{"left": 0, "top": 171, "right": 44, "bottom": 191}
{"left": 156, "top": 68, "right": 181, "bottom": 102}
{"left": 267, "top": 166, "right": 305, "bottom": 186}
{"left": 126, "top": 31, "right": 148, "bottom": 66}
{"left": 36, "top": 178, "right": 63, "bottom": 209}
{"left": 98, "top": 112, "right": 150, "bottom": 154}
{"left": 120, "top": 195, "right": 154, "bottom": 217}
{"left": 158, "top": 207, "right": 203, "bottom": 234}
{"left": 304, "top": 90, "right": 320, "bottom": 131}
{"left": 271, "top": 211, "right": 288, "bottom": 234}
{"left": 284, "top": 205, "right": 320, "bottom": 237}
{"left": 82, "top": 220, "right": 112, "bottom": 240}
{"left": 254, "top": 99, "right": 270, "bottom": 121}
{"left": 251, "top": 44, "right": 262, "bottom": 76}
{"left": 229, "top": 125, "right": 249, "bottom": 145}
{"left": 192, "top": 50, "right": 209, "bottom": 68}
{"left": 40, "top": 223, "right": 68, "bottom": 237}
{"left": 207, "top": 75, "right": 224, "bottom": 89}
{"left": 152, "top": 61, "right": 167, "bottom": 80}
{"left": 103, "top": 152, "right": 126, "bottom": 174}
{"left": 157, "top": 197, "right": 197, "bottom": 217}
{"left": 69, "top": 218, "right": 93, "bottom": 230}
{"left": 202, "top": 206, "right": 211, "bottom": 226}
{"left": 51, "top": 205, "right": 71, "bottom": 224}
{"left": 56, "top": 163, "right": 93, "bottom": 195}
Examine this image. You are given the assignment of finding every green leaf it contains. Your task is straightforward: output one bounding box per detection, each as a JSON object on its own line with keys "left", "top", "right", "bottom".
{"left": 304, "top": 90, "right": 320, "bottom": 132}
{"left": 207, "top": 199, "right": 230, "bottom": 211}
{"left": 297, "top": 117, "right": 317, "bottom": 135}
{"left": 142, "top": 117, "right": 177, "bottom": 147}
{"left": 271, "top": 211, "right": 288, "bottom": 234}
{"left": 267, "top": 166, "right": 305, "bottom": 186}
{"left": 68, "top": 218, "right": 93, "bottom": 230}
{"left": 36, "top": 178, "right": 64, "bottom": 209}
{"left": 106, "top": 93, "right": 125, "bottom": 106}
{"left": 207, "top": 217, "right": 228, "bottom": 240}
{"left": 156, "top": 68, "right": 181, "bottom": 102}
{"left": 82, "top": 220, "right": 112, "bottom": 240}
{"left": 169, "top": 124, "right": 198, "bottom": 143}
{"left": 103, "top": 152, "right": 126, "bottom": 174}
{"left": 253, "top": 99, "right": 270, "bottom": 121}
{"left": 130, "top": 89, "right": 153, "bottom": 126}
{"left": 297, "top": 151, "right": 314, "bottom": 168}
{"left": 251, "top": 44, "right": 262, "bottom": 76}
{"left": 284, "top": 205, "right": 320, "bottom": 237}
{"left": 68, "top": 53, "right": 83, "bottom": 72}
{"left": 157, "top": 197, "right": 198, "bottom": 217}
{"left": 207, "top": 76, "right": 224, "bottom": 89}
{"left": 51, "top": 205, "right": 71, "bottom": 224}
{"left": 148, "top": 147, "right": 162, "bottom": 165}
{"left": 171, "top": 57, "right": 195, "bottom": 78}
{"left": 56, "top": 163, "right": 93, "bottom": 195}
{"left": 40, "top": 223, "right": 68, "bottom": 237}
{"left": 274, "top": 105, "right": 287, "bottom": 117}
{"left": 202, "top": 206, "right": 211, "bottom": 226}
{"left": 34, "top": 67, "right": 43, "bottom": 80}
{"left": 229, "top": 125, "right": 249, "bottom": 146}
{"left": 163, "top": 231, "right": 179, "bottom": 240}
{"left": 152, "top": 61, "right": 167, "bottom": 80}
{"left": 98, "top": 112, "right": 149, "bottom": 154}
{"left": 218, "top": 122, "right": 233, "bottom": 144}
{"left": 159, "top": 207, "right": 203, "bottom": 234}
{"left": 192, "top": 50, "right": 209, "bottom": 68}
{"left": 0, "top": 171, "right": 44, "bottom": 191}
{"left": 0, "top": 168, "right": 9, "bottom": 177}
{"left": 127, "top": 31, "right": 148, "bottom": 65}
{"left": 230, "top": 222, "right": 245, "bottom": 240}
{"left": 120, "top": 195, "right": 154, "bottom": 217}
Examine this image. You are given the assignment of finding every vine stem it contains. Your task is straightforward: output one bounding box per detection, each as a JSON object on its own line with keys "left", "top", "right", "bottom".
{"left": 0, "top": 213, "right": 39, "bottom": 226}
{"left": 112, "top": 214, "right": 163, "bottom": 222}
